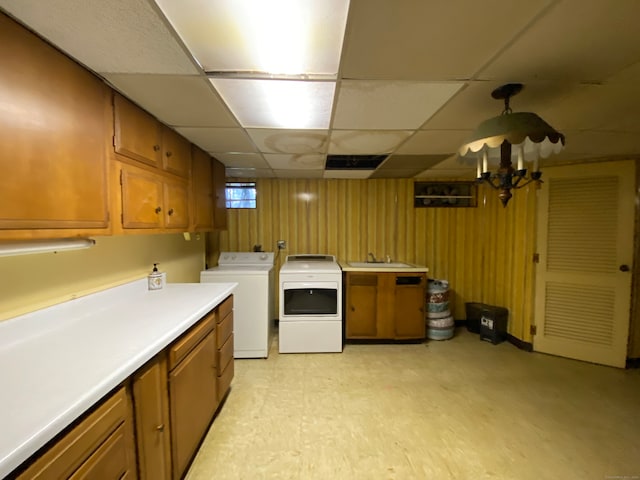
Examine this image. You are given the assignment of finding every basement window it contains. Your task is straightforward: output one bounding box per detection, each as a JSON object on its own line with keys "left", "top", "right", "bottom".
{"left": 225, "top": 182, "right": 257, "bottom": 209}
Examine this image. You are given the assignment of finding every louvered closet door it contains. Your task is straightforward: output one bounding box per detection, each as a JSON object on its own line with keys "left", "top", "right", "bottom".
{"left": 533, "top": 160, "right": 635, "bottom": 368}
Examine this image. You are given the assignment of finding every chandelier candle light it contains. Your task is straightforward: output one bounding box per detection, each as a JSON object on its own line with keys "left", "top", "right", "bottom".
{"left": 458, "top": 83, "right": 565, "bottom": 207}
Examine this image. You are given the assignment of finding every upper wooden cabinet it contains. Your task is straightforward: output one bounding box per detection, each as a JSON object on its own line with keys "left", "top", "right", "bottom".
{"left": 119, "top": 162, "right": 189, "bottom": 231}
{"left": 0, "top": 13, "right": 111, "bottom": 239}
{"left": 114, "top": 93, "right": 190, "bottom": 179}
{"left": 212, "top": 158, "right": 228, "bottom": 230}
{"left": 190, "top": 147, "right": 215, "bottom": 232}
{"left": 162, "top": 127, "right": 191, "bottom": 178}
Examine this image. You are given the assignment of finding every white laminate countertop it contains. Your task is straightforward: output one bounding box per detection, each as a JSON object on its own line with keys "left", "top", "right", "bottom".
{"left": 0, "top": 279, "right": 236, "bottom": 479}
{"left": 339, "top": 262, "right": 429, "bottom": 273}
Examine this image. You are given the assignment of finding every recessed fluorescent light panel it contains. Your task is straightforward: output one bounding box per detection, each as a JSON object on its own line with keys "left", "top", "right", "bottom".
{"left": 155, "top": 0, "right": 349, "bottom": 130}
{"left": 211, "top": 79, "right": 335, "bottom": 129}
{"left": 154, "top": 0, "right": 350, "bottom": 77}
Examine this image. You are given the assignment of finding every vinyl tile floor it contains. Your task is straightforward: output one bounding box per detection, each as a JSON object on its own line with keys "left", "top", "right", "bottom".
{"left": 185, "top": 329, "right": 640, "bottom": 480}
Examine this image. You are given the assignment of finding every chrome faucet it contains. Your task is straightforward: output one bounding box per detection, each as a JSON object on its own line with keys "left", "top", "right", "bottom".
{"left": 367, "top": 252, "right": 378, "bottom": 263}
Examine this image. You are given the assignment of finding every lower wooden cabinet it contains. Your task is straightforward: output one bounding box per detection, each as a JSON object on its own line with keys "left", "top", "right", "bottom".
{"left": 345, "top": 272, "right": 426, "bottom": 340}
{"left": 13, "top": 296, "right": 234, "bottom": 480}
{"left": 169, "top": 330, "right": 217, "bottom": 480}
{"left": 216, "top": 296, "right": 234, "bottom": 402}
{"left": 16, "top": 387, "right": 136, "bottom": 480}
{"left": 132, "top": 356, "right": 171, "bottom": 480}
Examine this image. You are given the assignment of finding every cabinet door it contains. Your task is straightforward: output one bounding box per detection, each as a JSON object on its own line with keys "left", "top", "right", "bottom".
{"left": 120, "top": 164, "right": 164, "bottom": 229}
{"left": 16, "top": 387, "right": 132, "bottom": 480}
{"left": 67, "top": 424, "right": 132, "bottom": 480}
{"left": 394, "top": 275, "right": 426, "bottom": 339}
{"left": 0, "top": 14, "right": 110, "bottom": 233}
{"left": 114, "top": 93, "right": 162, "bottom": 168}
{"left": 169, "top": 331, "right": 217, "bottom": 480}
{"left": 346, "top": 274, "right": 378, "bottom": 338}
{"left": 212, "top": 159, "right": 228, "bottom": 230}
{"left": 163, "top": 179, "right": 189, "bottom": 229}
{"left": 191, "top": 147, "right": 214, "bottom": 231}
{"left": 162, "top": 127, "right": 191, "bottom": 178}
{"left": 132, "top": 356, "right": 172, "bottom": 480}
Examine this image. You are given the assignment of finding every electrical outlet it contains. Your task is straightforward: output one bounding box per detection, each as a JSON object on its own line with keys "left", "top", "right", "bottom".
{"left": 277, "top": 240, "right": 286, "bottom": 250}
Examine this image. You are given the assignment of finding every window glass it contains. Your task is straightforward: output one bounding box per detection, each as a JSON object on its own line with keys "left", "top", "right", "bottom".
{"left": 225, "top": 182, "right": 257, "bottom": 209}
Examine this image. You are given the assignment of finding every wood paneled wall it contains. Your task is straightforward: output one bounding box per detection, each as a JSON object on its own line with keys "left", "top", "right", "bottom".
{"left": 220, "top": 179, "right": 538, "bottom": 342}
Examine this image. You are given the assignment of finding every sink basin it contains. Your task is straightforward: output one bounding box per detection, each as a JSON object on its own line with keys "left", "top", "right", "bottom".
{"left": 347, "top": 262, "right": 413, "bottom": 268}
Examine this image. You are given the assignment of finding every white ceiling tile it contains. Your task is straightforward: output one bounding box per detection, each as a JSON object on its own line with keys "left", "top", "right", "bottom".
{"left": 247, "top": 129, "right": 329, "bottom": 154}
{"left": 264, "top": 154, "right": 325, "bottom": 170}
{"left": 274, "top": 170, "right": 325, "bottom": 178}
{"left": 329, "top": 130, "right": 413, "bottom": 154}
{"left": 396, "top": 130, "right": 471, "bottom": 155}
{"left": 0, "top": 0, "right": 199, "bottom": 74}
{"left": 479, "top": 0, "right": 640, "bottom": 83}
{"left": 213, "top": 153, "right": 269, "bottom": 168}
{"left": 226, "top": 168, "right": 274, "bottom": 178}
{"left": 323, "top": 170, "right": 373, "bottom": 179}
{"left": 174, "top": 127, "right": 257, "bottom": 153}
{"left": 340, "top": 0, "right": 551, "bottom": 80}
{"left": 558, "top": 130, "right": 640, "bottom": 157}
{"left": 104, "top": 74, "right": 238, "bottom": 127}
{"left": 332, "top": 81, "right": 464, "bottom": 130}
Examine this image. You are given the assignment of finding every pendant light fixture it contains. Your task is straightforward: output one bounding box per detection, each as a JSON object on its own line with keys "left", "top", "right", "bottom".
{"left": 458, "top": 83, "right": 565, "bottom": 206}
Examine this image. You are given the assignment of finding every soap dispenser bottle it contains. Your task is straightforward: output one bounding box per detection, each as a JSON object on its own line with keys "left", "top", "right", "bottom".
{"left": 148, "top": 263, "right": 164, "bottom": 290}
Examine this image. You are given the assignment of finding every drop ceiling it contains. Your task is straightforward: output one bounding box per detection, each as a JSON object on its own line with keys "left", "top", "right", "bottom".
{"left": 1, "top": 0, "right": 639, "bottom": 179}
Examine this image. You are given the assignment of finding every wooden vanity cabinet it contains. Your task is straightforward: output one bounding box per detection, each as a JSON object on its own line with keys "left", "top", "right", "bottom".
{"left": 345, "top": 274, "right": 379, "bottom": 338}
{"left": 0, "top": 13, "right": 111, "bottom": 239}
{"left": 345, "top": 272, "right": 426, "bottom": 340}
{"left": 132, "top": 355, "right": 172, "bottom": 480}
{"left": 393, "top": 275, "right": 427, "bottom": 339}
{"left": 16, "top": 387, "right": 136, "bottom": 480}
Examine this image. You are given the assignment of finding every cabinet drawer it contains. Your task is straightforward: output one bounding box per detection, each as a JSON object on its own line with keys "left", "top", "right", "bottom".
{"left": 68, "top": 423, "right": 131, "bottom": 480}
{"left": 217, "top": 358, "right": 234, "bottom": 402}
{"left": 217, "top": 295, "right": 233, "bottom": 323}
{"left": 216, "top": 311, "right": 233, "bottom": 349}
{"left": 17, "top": 387, "right": 129, "bottom": 480}
{"left": 216, "top": 333, "right": 234, "bottom": 376}
{"left": 168, "top": 311, "right": 216, "bottom": 370}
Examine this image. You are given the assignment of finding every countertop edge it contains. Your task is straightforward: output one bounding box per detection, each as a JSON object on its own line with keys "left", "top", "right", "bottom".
{"left": 0, "top": 280, "right": 236, "bottom": 478}
{"left": 339, "top": 263, "right": 429, "bottom": 273}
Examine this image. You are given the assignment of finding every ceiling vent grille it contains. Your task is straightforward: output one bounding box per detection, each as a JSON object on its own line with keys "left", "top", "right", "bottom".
{"left": 325, "top": 154, "right": 387, "bottom": 170}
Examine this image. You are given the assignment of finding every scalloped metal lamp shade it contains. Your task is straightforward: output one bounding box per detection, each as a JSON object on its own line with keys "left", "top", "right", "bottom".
{"left": 458, "top": 84, "right": 566, "bottom": 207}
{"left": 459, "top": 111, "right": 565, "bottom": 161}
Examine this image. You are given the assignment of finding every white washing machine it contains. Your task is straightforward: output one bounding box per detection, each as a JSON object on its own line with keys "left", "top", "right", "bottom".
{"left": 200, "top": 252, "right": 275, "bottom": 358}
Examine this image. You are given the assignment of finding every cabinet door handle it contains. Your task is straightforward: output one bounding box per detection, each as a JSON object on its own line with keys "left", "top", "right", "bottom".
{"left": 153, "top": 144, "right": 161, "bottom": 152}
{"left": 156, "top": 424, "right": 165, "bottom": 432}
{"left": 166, "top": 151, "right": 173, "bottom": 157}
{"left": 168, "top": 208, "right": 174, "bottom": 216}
{"left": 619, "top": 264, "right": 630, "bottom": 272}
{"left": 350, "top": 305, "right": 355, "bottom": 312}
{"left": 155, "top": 206, "right": 162, "bottom": 214}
